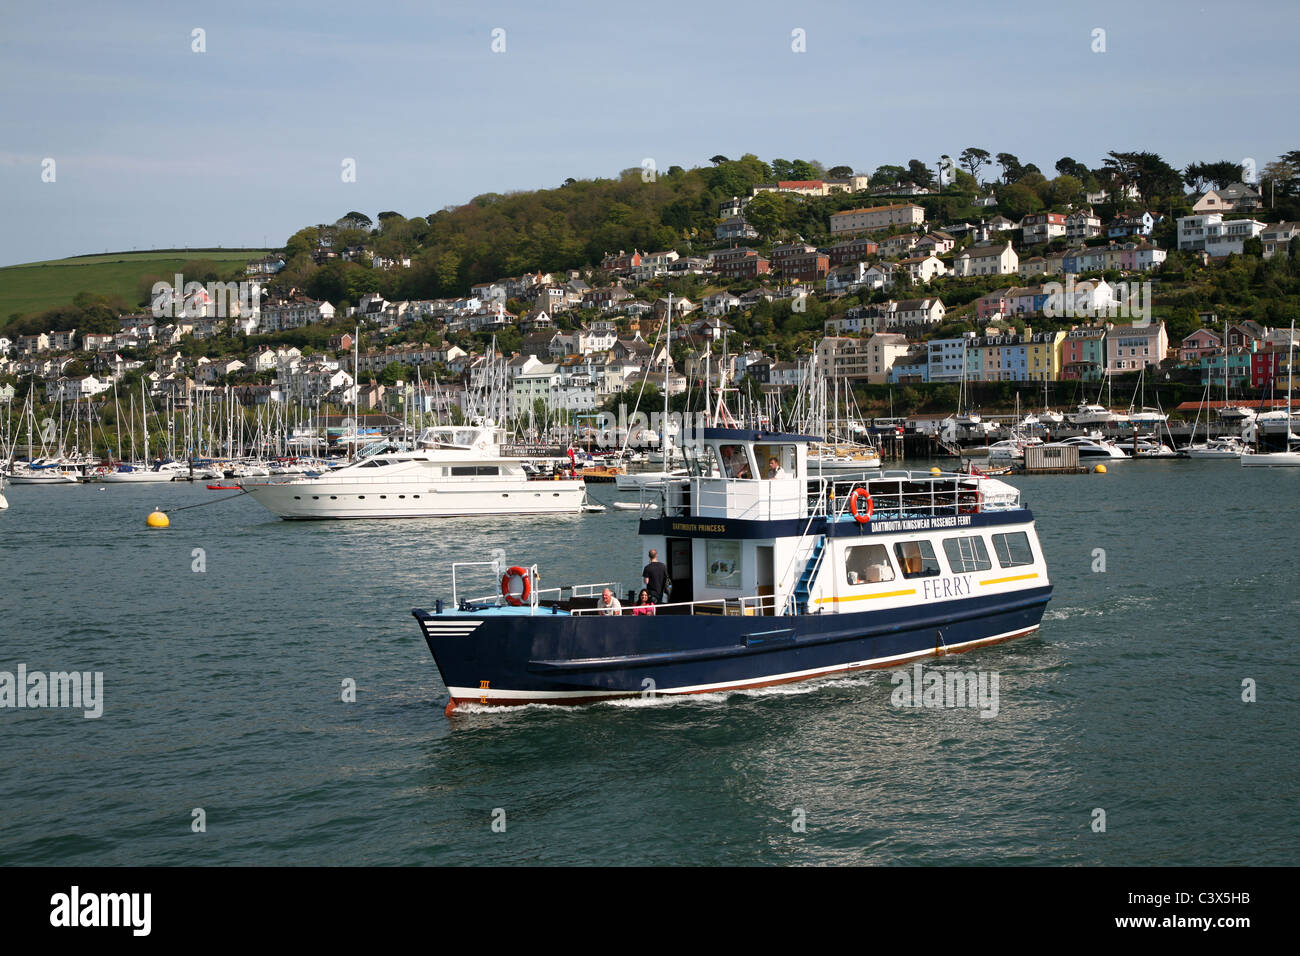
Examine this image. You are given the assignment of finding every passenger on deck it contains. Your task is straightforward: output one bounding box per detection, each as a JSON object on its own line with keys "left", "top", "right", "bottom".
{"left": 599, "top": 588, "right": 623, "bottom": 616}
{"left": 642, "top": 549, "right": 668, "bottom": 604}
{"left": 632, "top": 589, "right": 657, "bottom": 616}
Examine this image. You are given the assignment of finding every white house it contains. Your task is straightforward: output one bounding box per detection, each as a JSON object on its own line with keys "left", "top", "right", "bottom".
{"left": 1177, "top": 214, "right": 1266, "bottom": 256}
{"left": 898, "top": 254, "right": 947, "bottom": 285}
{"left": 952, "top": 242, "right": 1019, "bottom": 277}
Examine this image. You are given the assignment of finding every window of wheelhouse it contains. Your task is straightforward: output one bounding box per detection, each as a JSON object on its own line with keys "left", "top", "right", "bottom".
{"left": 894, "top": 540, "right": 940, "bottom": 578}
{"left": 717, "top": 443, "right": 753, "bottom": 479}
{"left": 754, "top": 443, "right": 796, "bottom": 478}
{"left": 845, "top": 544, "right": 895, "bottom": 585}
{"left": 992, "top": 531, "right": 1035, "bottom": 568}
{"left": 686, "top": 444, "right": 721, "bottom": 477}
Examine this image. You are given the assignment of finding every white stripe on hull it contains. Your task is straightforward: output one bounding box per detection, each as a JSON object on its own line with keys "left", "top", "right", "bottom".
{"left": 444, "top": 624, "right": 1039, "bottom": 704}
{"left": 244, "top": 483, "right": 585, "bottom": 519}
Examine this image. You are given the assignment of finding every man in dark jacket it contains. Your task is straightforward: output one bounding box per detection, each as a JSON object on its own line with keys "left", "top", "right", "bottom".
{"left": 642, "top": 548, "right": 669, "bottom": 604}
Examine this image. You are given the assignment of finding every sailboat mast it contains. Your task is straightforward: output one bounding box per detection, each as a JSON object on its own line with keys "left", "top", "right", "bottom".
{"left": 664, "top": 293, "right": 672, "bottom": 465}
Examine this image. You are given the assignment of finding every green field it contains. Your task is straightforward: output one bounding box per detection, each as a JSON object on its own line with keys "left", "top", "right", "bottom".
{"left": 0, "top": 249, "right": 270, "bottom": 320}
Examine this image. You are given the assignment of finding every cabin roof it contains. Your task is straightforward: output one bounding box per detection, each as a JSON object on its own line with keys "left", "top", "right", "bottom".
{"left": 701, "top": 427, "right": 820, "bottom": 444}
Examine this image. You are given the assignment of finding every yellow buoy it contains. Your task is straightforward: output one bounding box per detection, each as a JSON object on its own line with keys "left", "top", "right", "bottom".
{"left": 146, "top": 509, "right": 170, "bottom": 528}
{"left": 1094, "top": 464, "right": 1107, "bottom": 474}
{"left": 930, "top": 466, "right": 941, "bottom": 475}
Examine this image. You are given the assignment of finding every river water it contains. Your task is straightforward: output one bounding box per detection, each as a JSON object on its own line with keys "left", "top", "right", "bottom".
{"left": 0, "top": 460, "right": 1296, "bottom": 865}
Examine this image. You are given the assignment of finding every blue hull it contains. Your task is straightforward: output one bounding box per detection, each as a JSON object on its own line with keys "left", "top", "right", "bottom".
{"left": 413, "top": 585, "right": 1052, "bottom": 708}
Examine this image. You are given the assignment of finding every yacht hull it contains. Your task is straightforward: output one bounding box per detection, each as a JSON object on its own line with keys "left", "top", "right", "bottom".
{"left": 241, "top": 477, "right": 587, "bottom": 519}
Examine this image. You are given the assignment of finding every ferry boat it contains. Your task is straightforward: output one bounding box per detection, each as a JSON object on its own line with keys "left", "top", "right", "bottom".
{"left": 412, "top": 427, "right": 1053, "bottom": 711}
{"left": 240, "top": 419, "right": 588, "bottom": 519}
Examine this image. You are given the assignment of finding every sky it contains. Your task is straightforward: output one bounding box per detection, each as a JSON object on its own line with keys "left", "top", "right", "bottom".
{"left": 1, "top": 0, "right": 1297, "bottom": 268}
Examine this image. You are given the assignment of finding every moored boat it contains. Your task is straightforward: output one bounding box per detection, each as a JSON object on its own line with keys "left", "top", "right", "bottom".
{"left": 240, "top": 418, "right": 588, "bottom": 519}
{"left": 413, "top": 427, "right": 1053, "bottom": 712}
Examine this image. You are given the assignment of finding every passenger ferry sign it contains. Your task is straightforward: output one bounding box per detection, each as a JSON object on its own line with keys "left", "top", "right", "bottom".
{"left": 869, "top": 515, "right": 974, "bottom": 533}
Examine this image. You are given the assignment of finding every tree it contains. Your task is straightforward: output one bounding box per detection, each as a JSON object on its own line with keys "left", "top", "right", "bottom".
{"left": 1184, "top": 160, "right": 1247, "bottom": 192}
{"left": 828, "top": 165, "right": 855, "bottom": 179}
{"left": 906, "top": 159, "right": 935, "bottom": 189}
{"left": 1102, "top": 151, "right": 1183, "bottom": 206}
{"left": 1048, "top": 174, "right": 1086, "bottom": 208}
{"left": 710, "top": 155, "right": 730, "bottom": 166}
{"left": 996, "top": 152, "right": 1024, "bottom": 184}
{"left": 338, "top": 212, "right": 372, "bottom": 230}
{"left": 788, "top": 159, "right": 821, "bottom": 181}
{"left": 744, "top": 190, "right": 789, "bottom": 240}
{"left": 999, "top": 183, "right": 1044, "bottom": 220}
{"left": 284, "top": 226, "right": 320, "bottom": 261}
{"left": 870, "top": 164, "right": 906, "bottom": 187}
{"left": 1056, "top": 157, "right": 1090, "bottom": 180}
{"left": 959, "top": 147, "right": 991, "bottom": 182}
{"left": 1262, "top": 155, "right": 1300, "bottom": 199}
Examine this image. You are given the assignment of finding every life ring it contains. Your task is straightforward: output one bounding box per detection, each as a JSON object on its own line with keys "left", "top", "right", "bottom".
{"left": 501, "top": 566, "right": 531, "bottom": 605}
{"left": 849, "top": 488, "right": 873, "bottom": 523}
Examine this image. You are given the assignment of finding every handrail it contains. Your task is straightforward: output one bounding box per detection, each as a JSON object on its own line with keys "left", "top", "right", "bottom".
{"left": 451, "top": 560, "right": 499, "bottom": 606}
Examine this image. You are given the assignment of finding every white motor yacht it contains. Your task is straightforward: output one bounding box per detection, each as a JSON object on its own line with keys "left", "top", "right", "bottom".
{"left": 240, "top": 419, "right": 588, "bottom": 519}
{"left": 1184, "top": 436, "right": 1245, "bottom": 460}
{"left": 1043, "top": 435, "right": 1128, "bottom": 460}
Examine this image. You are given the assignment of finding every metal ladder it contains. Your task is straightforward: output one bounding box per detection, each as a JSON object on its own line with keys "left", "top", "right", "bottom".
{"left": 792, "top": 536, "right": 827, "bottom": 615}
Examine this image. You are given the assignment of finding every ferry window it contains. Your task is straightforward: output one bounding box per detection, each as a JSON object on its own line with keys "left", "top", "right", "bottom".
{"left": 718, "top": 444, "right": 752, "bottom": 478}
{"left": 894, "top": 540, "right": 940, "bottom": 578}
{"left": 992, "top": 532, "right": 1034, "bottom": 568}
{"left": 693, "top": 445, "right": 723, "bottom": 478}
{"left": 755, "top": 443, "right": 796, "bottom": 478}
{"left": 943, "top": 536, "right": 992, "bottom": 573}
{"left": 845, "top": 544, "right": 895, "bottom": 585}
{"left": 451, "top": 465, "right": 500, "bottom": 476}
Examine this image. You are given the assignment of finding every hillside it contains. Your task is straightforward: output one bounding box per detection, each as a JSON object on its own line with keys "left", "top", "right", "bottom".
{"left": 0, "top": 249, "right": 268, "bottom": 329}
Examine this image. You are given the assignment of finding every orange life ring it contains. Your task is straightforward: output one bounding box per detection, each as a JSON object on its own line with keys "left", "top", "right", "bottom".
{"left": 849, "top": 488, "right": 873, "bottom": 523}
{"left": 501, "top": 566, "right": 531, "bottom": 605}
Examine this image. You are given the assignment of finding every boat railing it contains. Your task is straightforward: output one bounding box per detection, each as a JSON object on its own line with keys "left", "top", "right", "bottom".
{"left": 451, "top": 560, "right": 504, "bottom": 607}
{"left": 456, "top": 568, "right": 626, "bottom": 613}
{"left": 570, "top": 594, "right": 779, "bottom": 617}
{"left": 660, "top": 475, "right": 807, "bottom": 520}
{"left": 811, "top": 470, "right": 1016, "bottom": 520}
{"left": 529, "top": 573, "right": 619, "bottom": 612}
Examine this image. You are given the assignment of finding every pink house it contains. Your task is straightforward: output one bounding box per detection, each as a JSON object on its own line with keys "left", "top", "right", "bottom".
{"left": 1180, "top": 328, "right": 1220, "bottom": 364}
{"left": 976, "top": 288, "right": 1013, "bottom": 322}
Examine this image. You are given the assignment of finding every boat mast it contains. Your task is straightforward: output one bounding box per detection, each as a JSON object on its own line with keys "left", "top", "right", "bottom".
{"left": 352, "top": 324, "right": 359, "bottom": 462}
{"left": 663, "top": 293, "right": 671, "bottom": 465}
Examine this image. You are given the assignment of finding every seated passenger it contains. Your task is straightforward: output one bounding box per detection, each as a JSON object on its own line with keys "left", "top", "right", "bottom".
{"left": 631, "top": 588, "right": 656, "bottom": 616}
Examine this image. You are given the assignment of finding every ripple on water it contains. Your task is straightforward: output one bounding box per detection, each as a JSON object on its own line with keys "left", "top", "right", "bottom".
{"left": 1, "top": 467, "right": 1296, "bottom": 865}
